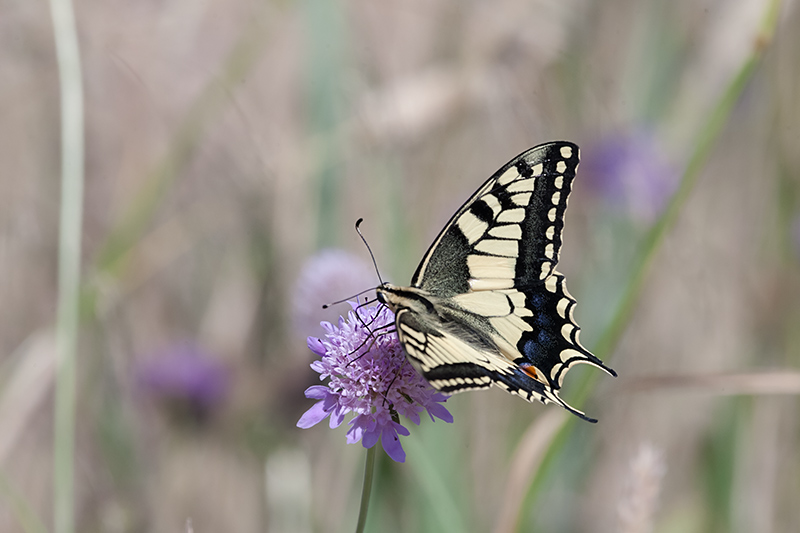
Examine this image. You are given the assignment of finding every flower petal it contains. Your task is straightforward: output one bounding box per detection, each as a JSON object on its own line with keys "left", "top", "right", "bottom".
{"left": 362, "top": 430, "right": 380, "bottom": 449}
{"left": 404, "top": 409, "right": 421, "bottom": 426}
{"left": 381, "top": 425, "right": 406, "bottom": 463}
{"left": 346, "top": 414, "right": 375, "bottom": 444}
{"left": 304, "top": 385, "right": 330, "bottom": 400}
{"left": 307, "top": 336, "right": 326, "bottom": 356}
{"left": 329, "top": 406, "right": 346, "bottom": 428}
{"left": 426, "top": 402, "right": 454, "bottom": 423}
{"left": 297, "top": 401, "right": 329, "bottom": 428}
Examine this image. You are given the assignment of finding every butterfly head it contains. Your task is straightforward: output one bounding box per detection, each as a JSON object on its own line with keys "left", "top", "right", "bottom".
{"left": 376, "top": 283, "right": 433, "bottom": 318}
{"left": 375, "top": 282, "right": 396, "bottom": 308}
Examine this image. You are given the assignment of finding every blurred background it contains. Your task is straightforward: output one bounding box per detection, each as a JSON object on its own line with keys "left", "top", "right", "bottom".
{"left": 2, "top": 0, "right": 800, "bottom": 531}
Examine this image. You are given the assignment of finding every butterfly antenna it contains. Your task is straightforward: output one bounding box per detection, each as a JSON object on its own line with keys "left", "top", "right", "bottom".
{"left": 322, "top": 287, "right": 376, "bottom": 309}
{"left": 355, "top": 218, "right": 384, "bottom": 285}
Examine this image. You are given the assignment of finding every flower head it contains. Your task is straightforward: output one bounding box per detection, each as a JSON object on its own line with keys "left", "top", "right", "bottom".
{"left": 136, "top": 342, "right": 229, "bottom": 424}
{"left": 291, "top": 250, "right": 376, "bottom": 337}
{"left": 297, "top": 303, "right": 453, "bottom": 462}
{"left": 583, "top": 130, "right": 677, "bottom": 223}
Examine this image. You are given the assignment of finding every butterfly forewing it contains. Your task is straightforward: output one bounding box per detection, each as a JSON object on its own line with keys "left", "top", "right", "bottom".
{"left": 378, "top": 141, "right": 615, "bottom": 422}
{"left": 411, "top": 142, "right": 578, "bottom": 294}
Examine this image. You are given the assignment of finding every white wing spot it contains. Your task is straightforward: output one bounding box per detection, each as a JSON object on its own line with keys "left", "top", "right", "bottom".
{"left": 468, "top": 255, "right": 516, "bottom": 279}
{"left": 550, "top": 362, "right": 564, "bottom": 382}
{"left": 556, "top": 161, "right": 567, "bottom": 173}
{"left": 491, "top": 314, "right": 533, "bottom": 345}
{"left": 545, "top": 275, "right": 558, "bottom": 293}
{"left": 554, "top": 176, "right": 564, "bottom": 189}
{"left": 469, "top": 278, "right": 514, "bottom": 291}
{"left": 453, "top": 291, "right": 512, "bottom": 316}
{"left": 400, "top": 324, "right": 426, "bottom": 343}
{"left": 531, "top": 163, "right": 543, "bottom": 176}
{"left": 507, "top": 179, "right": 535, "bottom": 193}
{"left": 560, "top": 146, "right": 573, "bottom": 158}
{"left": 457, "top": 211, "right": 489, "bottom": 244}
{"left": 497, "top": 208, "right": 526, "bottom": 223}
{"left": 556, "top": 298, "right": 570, "bottom": 318}
{"left": 539, "top": 262, "right": 551, "bottom": 280}
{"left": 482, "top": 194, "right": 502, "bottom": 217}
{"left": 546, "top": 226, "right": 555, "bottom": 240}
{"left": 489, "top": 225, "right": 522, "bottom": 240}
{"left": 548, "top": 207, "right": 557, "bottom": 222}
{"left": 514, "top": 307, "right": 533, "bottom": 318}
{"left": 558, "top": 276, "right": 575, "bottom": 299}
{"left": 475, "top": 239, "right": 518, "bottom": 257}
{"left": 508, "top": 291, "right": 526, "bottom": 308}
{"left": 551, "top": 191, "right": 561, "bottom": 205}
{"left": 497, "top": 167, "right": 519, "bottom": 186}
{"left": 561, "top": 323, "right": 575, "bottom": 341}
{"left": 511, "top": 192, "right": 532, "bottom": 206}
{"left": 544, "top": 243, "right": 554, "bottom": 259}
{"left": 560, "top": 348, "right": 584, "bottom": 363}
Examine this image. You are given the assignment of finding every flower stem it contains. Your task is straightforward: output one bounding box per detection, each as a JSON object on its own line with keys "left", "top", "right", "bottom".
{"left": 49, "top": 0, "right": 85, "bottom": 531}
{"left": 355, "top": 447, "right": 377, "bottom": 533}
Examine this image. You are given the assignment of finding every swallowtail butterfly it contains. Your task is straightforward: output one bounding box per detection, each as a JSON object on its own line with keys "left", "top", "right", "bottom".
{"left": 375, "top": 142, "right": 616, "bottom": 422}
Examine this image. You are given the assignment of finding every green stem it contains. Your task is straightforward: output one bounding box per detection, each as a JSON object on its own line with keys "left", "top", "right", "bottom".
{"left": 592, "top": 0, "right": 781, "bottom": 363}
{"left": 49, "top": 0, "right": 85, "bottom": 531}
{"left": 355, "top": 447, "right": 377, "bottom": 533}
{"left": 521, "top": 0, "right": 782, "bottom": 528}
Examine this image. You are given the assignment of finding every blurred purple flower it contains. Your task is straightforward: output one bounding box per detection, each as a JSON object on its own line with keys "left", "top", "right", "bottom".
{"left": 137, "top": 343, "right": 229, "bottom": 422}
{"left": 292, "top": 249, "right": 376, "bottom": 337}
{"left": 298, "top": 303, "right": 453, "bottom": 463}
{"left": 582, "top": 130, "right": 677, "bottom": 223}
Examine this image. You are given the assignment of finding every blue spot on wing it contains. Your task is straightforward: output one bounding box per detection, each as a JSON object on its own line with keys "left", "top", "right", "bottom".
{"left": 523, "top": 338, "right": 548, "bottom": 368}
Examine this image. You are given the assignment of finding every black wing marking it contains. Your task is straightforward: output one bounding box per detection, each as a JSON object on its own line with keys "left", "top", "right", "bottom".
{"left": 411, "top": 141, "right": 579, "bottom": 296}
{"left": 395, "top": 303, "right": 602, "bottom": 422}
{"left": 384, "top": 141, "right": 615, "bottom": 422}
{"left": 393, "top": 279, "right": 615, "bottom": 422}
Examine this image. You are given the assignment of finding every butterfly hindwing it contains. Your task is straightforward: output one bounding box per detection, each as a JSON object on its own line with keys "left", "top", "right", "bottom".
{"left": 376, "top": 141, "right": 616, "bottom": 422}
{"left": 392, "top": 283, "right": 604, "bottom": 421}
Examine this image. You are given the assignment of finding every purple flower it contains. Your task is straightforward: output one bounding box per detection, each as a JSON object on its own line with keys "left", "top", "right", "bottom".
{"left": 297, "top": 303, "right": 453, "bottom": 462}
{"left": 291, "top": 250, "right": 376, "bottom": 337}
{"left": 583, "top": 130, "right": 677, "bottom": 223}
{"left": 137, "top": 343, "right": 229, "bottom": 423}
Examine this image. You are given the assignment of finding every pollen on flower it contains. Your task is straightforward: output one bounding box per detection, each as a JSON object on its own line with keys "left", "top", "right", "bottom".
{"left": 297, "top": 302, "right": 453, "bottom": 463}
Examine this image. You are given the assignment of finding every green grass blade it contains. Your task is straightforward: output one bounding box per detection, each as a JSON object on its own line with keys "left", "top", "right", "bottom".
{"left": 48, "top": 0, "right": 85, "bottom": 531}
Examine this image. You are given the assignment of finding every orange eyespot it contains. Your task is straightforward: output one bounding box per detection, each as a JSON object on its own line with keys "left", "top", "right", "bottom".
{"left": 522, "top": 366, "right": 538, "bottom": 380}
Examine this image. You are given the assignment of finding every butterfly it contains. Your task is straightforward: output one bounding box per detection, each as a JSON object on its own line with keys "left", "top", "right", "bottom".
{"left": 375, "top": 141, "right": 616, "bottom": 422}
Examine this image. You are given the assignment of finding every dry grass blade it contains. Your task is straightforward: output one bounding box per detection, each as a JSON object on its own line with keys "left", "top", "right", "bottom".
{"left": 492, "top": 409, "right": 567, "bottom": 533}
{"left": 0, "top": 331, "right": 56, "bottom": 466}
{"left": 617, "top": 443, "right": 666, "bottom": 533}
{"left": 623, "top": 371, "right": 800, "bottom": 395}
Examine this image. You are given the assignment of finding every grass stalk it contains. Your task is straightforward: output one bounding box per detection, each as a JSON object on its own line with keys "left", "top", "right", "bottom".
{"left": 48, "top": 0, "right": 85, "bottom": 530}
{"left": 520, "top": 0, "right": 783, "bottom": 528}
{"left": 354, "top": 447, "right": 377, "bottom": 533}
